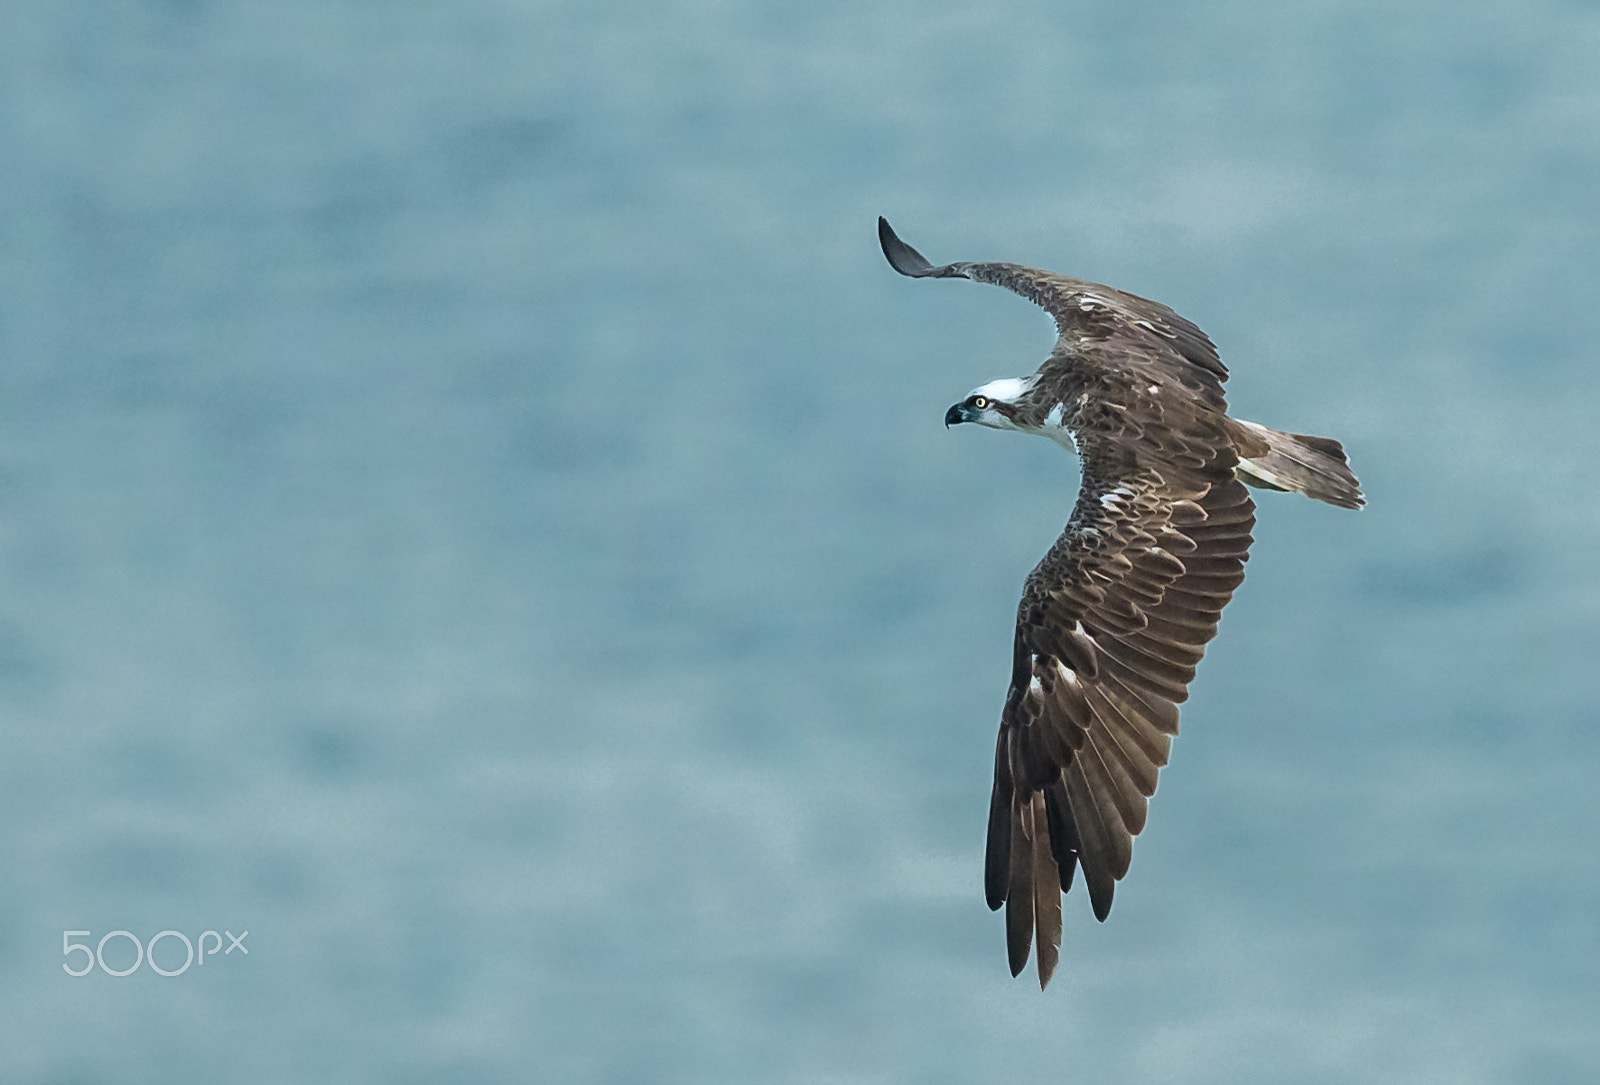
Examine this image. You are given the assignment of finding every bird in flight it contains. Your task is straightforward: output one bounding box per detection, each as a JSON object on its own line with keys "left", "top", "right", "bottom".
{"left": 878, "top": 217, "right": 1362, "bottom": 988}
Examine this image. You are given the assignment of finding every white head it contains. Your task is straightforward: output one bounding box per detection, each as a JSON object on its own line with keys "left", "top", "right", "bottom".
{"left": 944, "top": 375, "right": 1036, "bottom": 431}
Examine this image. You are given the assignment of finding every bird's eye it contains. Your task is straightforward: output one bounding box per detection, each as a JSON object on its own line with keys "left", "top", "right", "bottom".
{"left": 971, "top": 396, "right": 989, "bottom": 410}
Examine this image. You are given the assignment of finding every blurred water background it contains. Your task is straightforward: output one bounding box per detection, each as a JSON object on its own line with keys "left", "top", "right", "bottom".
{"left": 2, "top": 1, "right": 1598, "bottom": 1081}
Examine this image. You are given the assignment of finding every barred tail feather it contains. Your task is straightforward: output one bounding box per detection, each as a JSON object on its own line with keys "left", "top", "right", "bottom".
{"left": 1232, "top": 419, "right": 1365, "bottom": 510}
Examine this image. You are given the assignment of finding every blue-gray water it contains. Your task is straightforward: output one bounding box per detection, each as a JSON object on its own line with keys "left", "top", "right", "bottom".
{"left": 2, "top": 1, "right": 1598, "bottom": 1081}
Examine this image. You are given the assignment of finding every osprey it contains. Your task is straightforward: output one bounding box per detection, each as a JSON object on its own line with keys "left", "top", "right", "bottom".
{"left": 878, "top": 218, "right": 1363, "bottom": 988}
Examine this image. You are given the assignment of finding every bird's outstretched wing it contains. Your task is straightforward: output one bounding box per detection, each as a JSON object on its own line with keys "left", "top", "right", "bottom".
{"left": 879, "top": 215, "right": 1229, "bottom": 383}
{"left": 992, "top": 469, "right": 1254, "bottom": 987}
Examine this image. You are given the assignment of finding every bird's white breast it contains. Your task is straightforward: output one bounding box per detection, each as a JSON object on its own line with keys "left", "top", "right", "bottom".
{"left": 1021, "top": 401, "right": 1078, "bottom": 452}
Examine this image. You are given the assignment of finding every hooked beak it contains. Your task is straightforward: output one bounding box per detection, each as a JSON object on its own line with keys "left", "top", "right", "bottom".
{"left": 944, "top": 403, "right": 968, "bottom": 428}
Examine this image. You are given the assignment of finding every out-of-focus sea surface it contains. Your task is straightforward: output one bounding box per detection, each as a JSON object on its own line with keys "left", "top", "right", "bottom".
{"left": 2, "top": 1, "right": 1597, "bottom": 1081}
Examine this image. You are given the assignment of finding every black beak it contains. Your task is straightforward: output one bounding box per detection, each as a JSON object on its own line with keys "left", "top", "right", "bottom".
{"left": 944, "top": 403, "right": 967, "bottom": 428}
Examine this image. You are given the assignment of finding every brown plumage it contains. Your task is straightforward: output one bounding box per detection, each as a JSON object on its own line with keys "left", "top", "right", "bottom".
{"left": 879, "top": 218, "right": 1363, "bottom": 988}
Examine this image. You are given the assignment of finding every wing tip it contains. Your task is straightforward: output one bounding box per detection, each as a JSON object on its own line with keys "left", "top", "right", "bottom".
{"left": 877, "top": 216, "right": 940, "bottom": 278}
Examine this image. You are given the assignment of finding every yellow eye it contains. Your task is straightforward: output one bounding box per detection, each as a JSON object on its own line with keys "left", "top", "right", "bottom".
{"left": 971, "top": 396, "right": 989, "bottom": 409}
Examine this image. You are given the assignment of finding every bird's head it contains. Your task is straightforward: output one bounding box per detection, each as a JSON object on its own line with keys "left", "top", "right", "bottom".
{"left": 945, "top": 376, "right": 1033, "bottom": 431}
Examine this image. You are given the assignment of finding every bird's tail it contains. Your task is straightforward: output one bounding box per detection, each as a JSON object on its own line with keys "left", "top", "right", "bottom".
{"left": 1230, "top": 418, "right": 1365, "bottom": 510}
